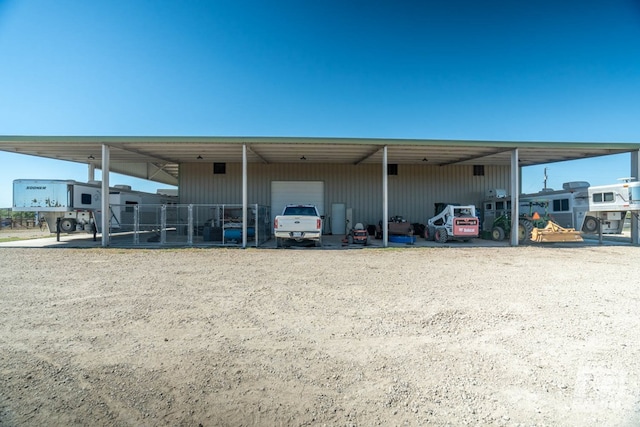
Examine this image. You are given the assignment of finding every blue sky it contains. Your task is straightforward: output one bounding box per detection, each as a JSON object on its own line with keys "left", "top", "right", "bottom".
{"left": 1, "top": 0, "right": 639, "bottom": 207}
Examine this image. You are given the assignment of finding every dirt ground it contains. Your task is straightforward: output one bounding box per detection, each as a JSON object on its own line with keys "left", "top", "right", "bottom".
{"left": 1, "top": 233, "right": 640, "bottom": 426}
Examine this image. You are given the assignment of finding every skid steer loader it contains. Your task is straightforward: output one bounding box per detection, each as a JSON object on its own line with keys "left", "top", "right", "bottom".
{"left": 425, "top": 205, "right": 479, "bottom": 243}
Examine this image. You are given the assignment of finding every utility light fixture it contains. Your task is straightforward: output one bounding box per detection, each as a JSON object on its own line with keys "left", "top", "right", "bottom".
{"left": 197, "top": 155, "right": 203, "bottom": 159}
{"left": 300, "top": 155, "right": 307, "bottom": 160}
{"left": 88, "top": 155, "right": 95, "bottom": 160}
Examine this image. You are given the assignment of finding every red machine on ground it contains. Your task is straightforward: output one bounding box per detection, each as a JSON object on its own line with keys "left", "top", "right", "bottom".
{"left": 345, "top": 222, "right": 370, "bottom": 245}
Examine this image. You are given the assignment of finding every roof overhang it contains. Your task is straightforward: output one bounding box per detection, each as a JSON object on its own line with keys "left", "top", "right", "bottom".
{"left": 1, "top": 135, "right": 639, "bottom": 185}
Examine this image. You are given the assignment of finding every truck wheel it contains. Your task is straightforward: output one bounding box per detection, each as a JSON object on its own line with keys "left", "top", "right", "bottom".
{"left": 60, "top": 218, "right": 76, "bottom": 233}
{"left": 435, "top": 227, "right": 448, "bottom": 243}
{"left": 315, "top": 238, "right": 323, "bottom": 248}
{"left": 491, "top": 226, "right": 505, "bottom": 241}
{"left": 583, "top": 216, "right": 598, "bottom": 233}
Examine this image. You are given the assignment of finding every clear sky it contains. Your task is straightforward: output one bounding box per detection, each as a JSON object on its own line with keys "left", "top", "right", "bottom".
{"left": 1, "top": 0, "right": 639, "bottom": 207}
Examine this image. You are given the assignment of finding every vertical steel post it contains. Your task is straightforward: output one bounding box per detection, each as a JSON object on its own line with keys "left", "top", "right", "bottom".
{"left": 160, "top": 205, "right": 167, "bottom": 244}
{"left": 188, "top": 204, "right": 194, "bottom": 246}
{"left": 632, "top": 150, "right": 640, "bottom": 245}
{"left": 383, "top": 145, "right": 388, "bottom": 248}
{"left": 133, "top": 204, "right": 139, "bottom": 245}
{"left": 101, "top": 144, "right": 110, "bottom": 247}
{"left": 510, "top": 148, "right": 520, "bottom": 246}
{"left": 242, "top": 144, "right": 248, "bottom": 248}
{"left": 252, "top": 204, "right": 257, "bottom": 248}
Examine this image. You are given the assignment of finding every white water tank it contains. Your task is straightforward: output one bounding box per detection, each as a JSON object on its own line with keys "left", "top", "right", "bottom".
{"left": 485, "top": 188, "right": 507, "bottom": 198}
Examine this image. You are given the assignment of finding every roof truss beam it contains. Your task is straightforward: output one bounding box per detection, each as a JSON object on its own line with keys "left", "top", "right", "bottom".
{"left": 110, "top": 143, "right": 177, "bottom": 164}
{"left": 247, "top": 144, "right": 270, "bottom": 164}
{"left": 354, "top": 146, "right": 382, "bottom": 165}
{"left": 438, "top": 148, "right": 515, "bottom": 166}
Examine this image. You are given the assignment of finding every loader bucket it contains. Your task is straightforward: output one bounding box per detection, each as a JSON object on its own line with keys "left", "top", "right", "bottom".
{"left": 530, "top": 220, "right": 583, "bottom": 243}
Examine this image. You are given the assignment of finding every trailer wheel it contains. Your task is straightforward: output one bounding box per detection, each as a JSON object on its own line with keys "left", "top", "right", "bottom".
{"left": 491, "top": 226, "right": 505, "bottom": 241}
{"left": 583, "top": 216, "right": 598, "bottom": 233}
{"left": 518, "top": 219, "right": 534, "bottom": 243}
{"left": 59, "top": 218, "right": 76, "bottom": 233}
{"left": 435, "top": 227, "right": 448, "bottom": 243}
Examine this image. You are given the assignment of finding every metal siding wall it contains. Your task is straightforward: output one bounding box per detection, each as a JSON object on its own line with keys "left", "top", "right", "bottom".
{"left": 385, "top": 164, "right": 511, "bottom": 223}
{"left": 179, "top": 163, "right": 511, "bottom": 227}
{"left": 180, "top": 162, "right": 244, "bottom": 204}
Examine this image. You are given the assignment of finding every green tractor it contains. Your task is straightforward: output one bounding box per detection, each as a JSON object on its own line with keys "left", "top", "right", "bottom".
{"left": 489, "top": 201, "right": 582, "bottom": 243}
{"left": 489, "top": 214, "right": 534, "bottom": 243}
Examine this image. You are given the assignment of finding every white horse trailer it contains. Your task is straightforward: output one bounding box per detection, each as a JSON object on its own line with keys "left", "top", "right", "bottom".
{"left": 583, "top": 180, "right": 640, "bottom": 233}
{"left": 484, "top": 179, "right": 640, "bottom": 234}
{"left": 12, "top": 179, "right": 176, "bottom": 233}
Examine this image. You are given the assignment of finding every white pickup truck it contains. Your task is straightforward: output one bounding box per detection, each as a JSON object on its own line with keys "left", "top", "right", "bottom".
{"left": 273, "top": 204, "right": 323, "bottom": 247}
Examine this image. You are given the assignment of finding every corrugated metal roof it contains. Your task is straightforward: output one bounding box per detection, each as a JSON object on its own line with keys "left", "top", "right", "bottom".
{"left": 1, "top": 135, "right": 638, "bottom": 185}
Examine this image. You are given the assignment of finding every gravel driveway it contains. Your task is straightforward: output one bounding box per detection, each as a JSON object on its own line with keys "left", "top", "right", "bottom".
{"left": 1, "top": 243, "right": 639, "bottom": 426}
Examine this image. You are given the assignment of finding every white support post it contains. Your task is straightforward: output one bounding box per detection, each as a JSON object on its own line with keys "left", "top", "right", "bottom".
{"left": 160, "top": 205, "right": 167, "bottom": 244}
{"left": 383, "top": 145, "right": 389, "bottom": 248}
{"left": 88, "top": 163, "right": 95, "bottom": 182}
{"left": 101, "top": 144, "right": 110, "bottom": 247}
{"left": 510, "top": 149, "right": 520, "bottom": 246}
{"left": 187, "top": 204, "right": 194, "bottom": 246}
{"left": 133, "top": 204, "right": 139, "bottom": 245}
{"left": 632, "top": 150, "right": 640, "bottom": 245}
{"left": 242, "top": 144, "right": 248, "bottom": 248}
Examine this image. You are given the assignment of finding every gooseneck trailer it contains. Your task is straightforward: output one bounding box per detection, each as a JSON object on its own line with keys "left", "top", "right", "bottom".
{"left": 12, "top": 179, "right": 176, "bottom": 234}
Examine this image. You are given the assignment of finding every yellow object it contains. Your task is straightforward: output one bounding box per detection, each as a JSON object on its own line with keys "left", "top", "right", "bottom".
{"left": 530, "top": 221, "right": 583, "bottom": 243}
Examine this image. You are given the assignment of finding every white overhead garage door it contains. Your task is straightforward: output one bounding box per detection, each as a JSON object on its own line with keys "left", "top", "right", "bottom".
{"left": 271, "top": 181, "right": 325, "bottom": 224}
